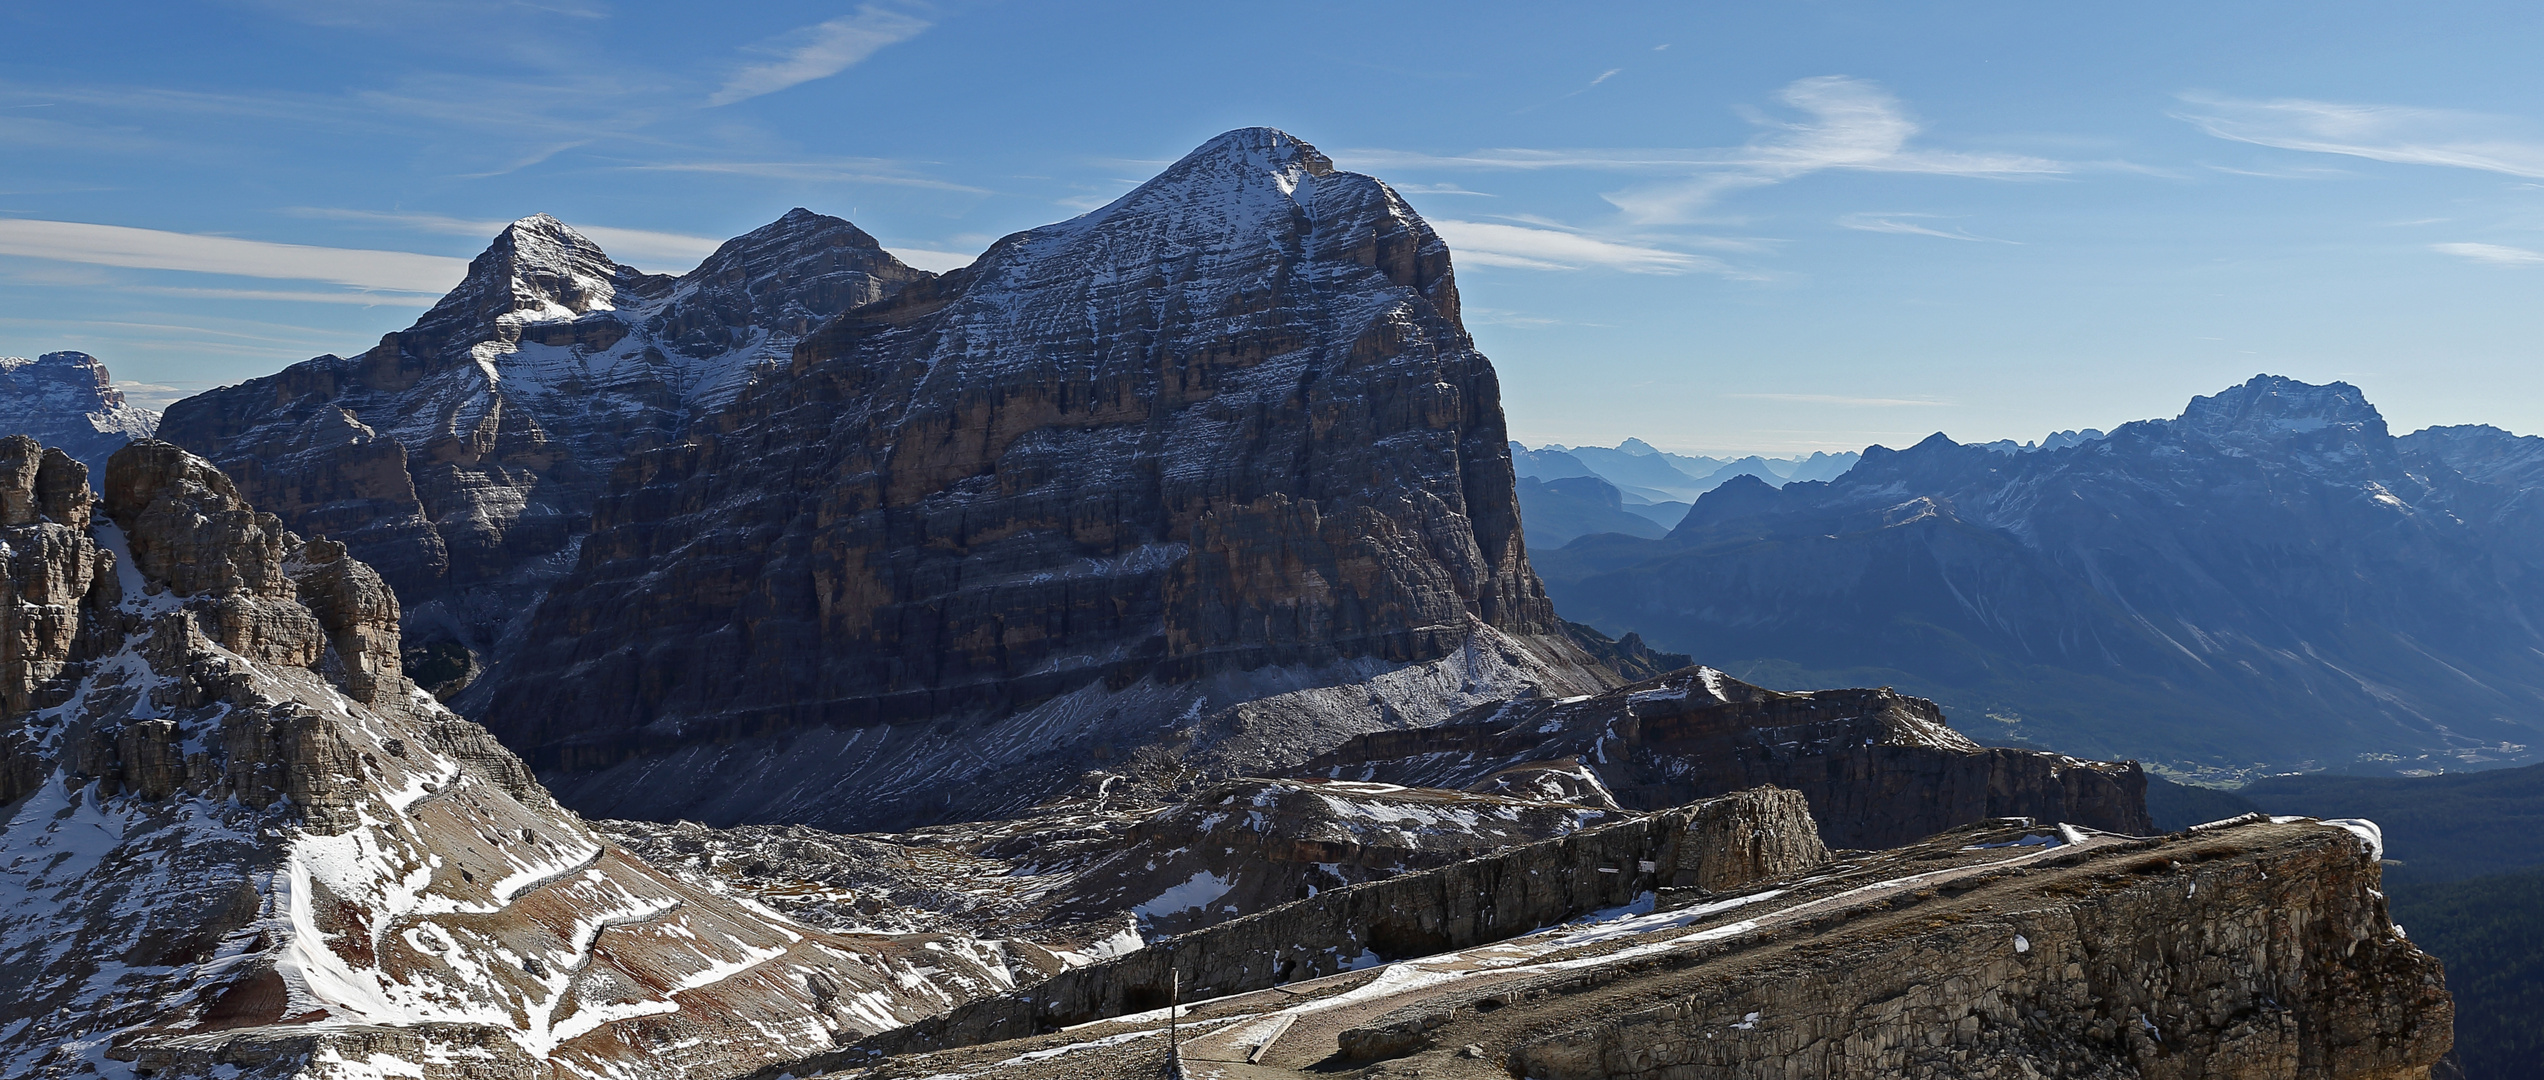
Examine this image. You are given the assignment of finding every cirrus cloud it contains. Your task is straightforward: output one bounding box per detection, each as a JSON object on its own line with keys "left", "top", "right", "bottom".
{"left": 708, "top": 7, "right": 931, "bottom": 107}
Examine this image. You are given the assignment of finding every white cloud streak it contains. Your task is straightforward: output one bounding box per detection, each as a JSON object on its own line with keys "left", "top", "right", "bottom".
{"left": 2432, "top": 242, "right": 2544, "bottom": 266}
{"left": 709, "top": 7, "right": 931, "bottom": 106}
{"left": 1346, "top": 77, "right": 2065, "bottom": 225}
{"left": 1835, "top": 212, "right": 2016, "bottom": 243}
{"left": 0, "top": 219, "right": 466, "bottom": 292}
{"left": 2176, "top": 94, "right": 2544, "bottom": 178}
{"left": 884, "top": 247, "right": 977, "bottom": 273}
{"left": 293, "top": 208, "right": 725, "bottom": 270}
{"left": 1427, "top": 219, "right": 1723, "bottom": 275}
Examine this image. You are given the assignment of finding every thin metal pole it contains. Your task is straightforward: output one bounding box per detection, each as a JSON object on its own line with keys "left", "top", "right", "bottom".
{"left": 1166, "top": 967, "right": 1183, "bottom": 1079}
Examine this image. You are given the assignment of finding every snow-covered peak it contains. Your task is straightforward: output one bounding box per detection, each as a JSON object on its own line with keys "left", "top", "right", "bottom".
{"left": 0, "top": 351, "right": 158, "bottom": 476}
{"left": 930, "top": 126, "right": 1454, "bottom": 374}
{"left": 2176, "top": 374, "right": 2387, "bottom": 442}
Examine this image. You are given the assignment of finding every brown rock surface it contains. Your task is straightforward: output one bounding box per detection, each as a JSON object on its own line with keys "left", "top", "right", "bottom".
{"left": 472, "top": 128, "right": 1607, "bottom": 831}
{"left": 0, "top": 441, "right": 1041, "bottom": 1080}
{"left": 840, "top": 786, "right": 1826, "bottom": 1060}
{"left": 825, "top": 817, "right": 2447, "bottom": 1080}
{"left": 1303, "top": 665, "right": 2152, "bottom": 848}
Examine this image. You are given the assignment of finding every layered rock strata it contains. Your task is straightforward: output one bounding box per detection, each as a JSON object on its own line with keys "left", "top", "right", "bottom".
{"left": 1303, "top": 665, "right": 2152, "bottom": 848}
{"left": 0, "top": 440, "right": 1030, "bottom": 1080}
{"left": 836, "top": 787, "right": 1826, "bottom": 1061}
{"left": 475, "top": 127, "right": 1606, "bottom": 829}
{"left": 157, "top": 211, "right": 926, "bottom": 696}
{"left": 826, "top": 816, "right": 2448, "bottom": 1080}
{"left": 0, "top": 351, "right": 158, "bottom": 475}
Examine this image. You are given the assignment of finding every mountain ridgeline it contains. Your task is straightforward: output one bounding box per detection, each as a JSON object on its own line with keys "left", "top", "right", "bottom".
{"left": 0, "top": 126, "right": 2471, "bottom": 1080}
{"left": 156, "top": 209, "right": 931, "bottom": 695}
{"left": 1540, "top": 376, "right": 2544, "bottom": 779}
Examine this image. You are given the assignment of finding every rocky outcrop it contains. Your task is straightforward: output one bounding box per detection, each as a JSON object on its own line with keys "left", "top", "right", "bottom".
{"left": 1539, "top": 375, "right": 2544, "bottom": 779}
{"left": 156, "top": 211, "right": 927, "bottom": 697}
{"left": 613, "top": 777, "right": 1628, "bottom": 950}
{"left": 472, "top": 128, "right": 1607, "bottom": 830}
{"left": 840, "top": 787, "right": 1825, "bottom": 1060}
{"left": 832, "top": 817, "right": 2448, "bottom": 1080}
{"left": 0, "top": 441, "right": 1038, "bottom": 1080}
{"left": 1301, "top": 666, "right": 2152, "bottom": 848}
{"left": 0, "top": 351, "right": 157, "bottom": 476}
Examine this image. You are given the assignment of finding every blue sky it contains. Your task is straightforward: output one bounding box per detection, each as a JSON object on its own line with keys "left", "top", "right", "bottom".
{"left": 3, "top": 1, "right": 2540, "bottom": 455}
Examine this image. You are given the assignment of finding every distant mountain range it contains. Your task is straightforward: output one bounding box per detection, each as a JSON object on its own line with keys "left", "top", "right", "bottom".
{"left": 0, "top": 351, "right": 156, "bottom": 475}
{"left": 1539, "top": 375, "right": 2544, "bottom": 782}
{"left": 1509, "top": 439, "right": 1860, "bottom": 545}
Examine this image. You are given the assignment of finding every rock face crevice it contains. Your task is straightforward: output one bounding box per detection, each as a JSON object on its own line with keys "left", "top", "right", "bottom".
{"left": 468, "top": 128, "right": 1600, "bottom": 828}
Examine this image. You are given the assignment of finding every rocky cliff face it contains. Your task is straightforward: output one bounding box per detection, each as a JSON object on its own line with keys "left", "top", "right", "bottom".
{"left": 0, "top": 352, "right": 158, "bottom": 476}
{"left": 471, "top": 128, "right": 1605, "bottom": 830}
{"left": 156, "top": 211, "right": 927, "bottom": 697}
{"left": 1540, "top": 374, "right": 2544, "bottom": 780}
{"left": 0, "top": 440, "right": 1039, "bottom": 1080}
{"left": 1300, "top": 666, "right": 2151, "bottom": 849}
{"left": 832, "top": 816, "right": 2448, "bottom": 1080}
{"left": 837, "top": 786, "right": 1829, "bottom": 1062}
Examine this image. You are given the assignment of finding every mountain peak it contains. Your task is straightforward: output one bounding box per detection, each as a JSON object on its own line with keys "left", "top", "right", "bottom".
{"left": 2177, "top": 374, "right": 2386, "bottom": 442}
{"left": 1178, "top": 125, "right": 1335, "bottom": 178}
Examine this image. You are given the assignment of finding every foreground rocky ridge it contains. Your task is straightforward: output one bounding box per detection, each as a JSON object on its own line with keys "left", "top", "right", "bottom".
{"left": 473, "top": 128, "right": 1607, "bottom": 829}
{"left": 822, "top": 816, "right": 2448, "bottom": 1080}
{"left": 0, "top": 351, "right": 158, "bottom": 476}
{"left": 0, "top": 440, "right": 1034, "bottom": 1080}
{"left": 158, "top": 211, "right": 928, "bottom": 698}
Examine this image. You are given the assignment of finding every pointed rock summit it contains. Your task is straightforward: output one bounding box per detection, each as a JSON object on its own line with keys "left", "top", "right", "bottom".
{"left": 157, "top": 210, "right": 930, "bottom": 695}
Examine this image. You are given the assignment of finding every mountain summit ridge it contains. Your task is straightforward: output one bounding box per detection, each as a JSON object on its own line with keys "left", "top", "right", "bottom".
{"left": 466, "top": 127, "right": 1601, "bottom": 829}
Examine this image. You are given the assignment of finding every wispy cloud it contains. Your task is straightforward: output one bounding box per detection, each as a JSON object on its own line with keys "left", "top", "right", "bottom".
{"left": 291, "top": 208, "right": 724, "bottom": 269}
{"left": 2176, "top": 94, "right": 2544, "bottom": 178}
{"left": 708, "top": 6, "right": 930, "bottom": 106}
{"left": 1391, "top": 183, "right": 1495, "bottom": 197}
{"left": 1835, "top": 212, "right": 2017, "bottom": 243}
{"left": 124, "top": 285, "right": 444, "bottom": 306}
{"left": 1726, "top": 392, "right": 1952, "bottom": 407}
{"left": 1428, "top": 219, "right": 1726, "bottom": 275}
{"left": 0, "top": 218, "right": 466, "bottom": 292}
{"left": 2432, "top": 242, "right": 2544, "bottom": 266}
{"left": 1347, "top": 77, "right": 2066, "bottom": 225}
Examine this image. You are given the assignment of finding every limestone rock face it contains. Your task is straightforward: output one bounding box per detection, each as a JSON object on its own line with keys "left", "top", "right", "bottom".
{"left": 849, "top": 787, "right": 1830, "bottom": 1059}
{"left": 155, "top": 211, "right": 927, "bottom": 695}
{"left": 1302, "top": 666, "right": 2152, "bottom": 848}
{"left": 0, "top": 441, "right": 1035, "bottom": 1080}
{"left": 471, "top": 128, "right": 1602, "bottom": 829}
{"left": 835, "top": 818, "right": 2447, "bottom": 1080}
{"left": 0, "top": 351, "right": 158, "bottom": 476}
